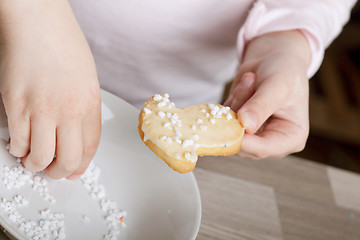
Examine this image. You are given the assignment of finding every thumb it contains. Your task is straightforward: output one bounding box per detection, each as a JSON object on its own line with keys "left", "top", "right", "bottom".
{"left": 237, "top": 78, "right": 288, "bottom": 134}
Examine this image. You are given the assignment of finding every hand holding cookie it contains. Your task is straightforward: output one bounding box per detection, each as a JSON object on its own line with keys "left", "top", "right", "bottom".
{"left": 225, "top": 30, "right": 310, "bottom": 159}
{"left": 138, "top": 94, "right": 244, "bottom": 173}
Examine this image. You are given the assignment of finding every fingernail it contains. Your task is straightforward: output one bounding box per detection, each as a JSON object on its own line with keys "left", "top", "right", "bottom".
{"left": 67, "top": 174, "right": 81, "bottom": 180}
{"left": 240, "top": 74, "right": 255, "bottom": 88}
{"left": 20, "top": 156, "right": 27, "bottom": 165}
{"left": 238, "top": 111, "right": 257, "bottom": 133}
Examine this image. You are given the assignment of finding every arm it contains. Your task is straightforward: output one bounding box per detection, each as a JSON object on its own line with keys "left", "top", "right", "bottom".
{"left": 0, "top": 0, "right": 101, "bottom": 178}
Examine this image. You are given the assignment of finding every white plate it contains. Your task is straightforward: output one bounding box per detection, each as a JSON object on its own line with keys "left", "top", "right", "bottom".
{"left": 0, "top": 90, "right": 201, "bottom": 240}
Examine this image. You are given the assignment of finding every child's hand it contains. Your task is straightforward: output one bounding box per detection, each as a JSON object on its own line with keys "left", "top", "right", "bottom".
{"left": 224, "top": 30, "right": 310, "bottom": 159}
{"left": 0, "top": 1, "right": 101, "bottom": 179}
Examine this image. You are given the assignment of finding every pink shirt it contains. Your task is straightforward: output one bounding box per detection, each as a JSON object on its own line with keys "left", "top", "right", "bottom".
{"left": 69, "top": 0, "right": 355, "bottom": 109}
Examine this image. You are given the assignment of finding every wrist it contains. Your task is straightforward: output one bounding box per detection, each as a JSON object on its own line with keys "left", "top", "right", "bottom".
{"left": 0, "top": 0, "right": 74, "bottom": 45}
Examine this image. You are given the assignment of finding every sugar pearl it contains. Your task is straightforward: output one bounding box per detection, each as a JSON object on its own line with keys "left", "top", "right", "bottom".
{"left": 193, "top": 135, "right": 200, "bottom": 141}
{"left": 157, "top": 111, "right": 165, "bottom": 118}
{"left": 226, "top": 113, "right": 232, "bottom": 120}
{"left": 158, "top": 101, "right": 167, "bottom": 107}
{"left": 153, "top": 94, "right": 162, "bottom": 101}
{"left": 182, "top": 139, "right": 194, "bottom": 148}
{"left": 143, "top": 108, "right": 151, "bottom": 114}
{"left": 200, "top": 125, "right": 208, "bottom": 131}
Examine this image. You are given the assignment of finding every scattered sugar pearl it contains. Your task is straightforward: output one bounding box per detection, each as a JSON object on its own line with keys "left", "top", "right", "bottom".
{"left": 192, "top": 125, "right": 197, "bottom": 131}
{"left": 153, "top": 94, "right": 163, "bottom": 101}
{"left": 157, "top": 111, "right": 165, "bottom": 118}
{"left": 81, "top": 163, "right": 126, "bottom": 238}
{"left": 226, "top": 113, "right": 232, "bottom": 120}
{"left": 218, "top": 107, "right": 228, "bottom": 115}
{"left": 0, "top": 196, "right": 66, "bottom": 240}
{"left": 2, "top": 164, "right": 32, "bottom": 190}
{"left": 206, "top": 113, "right": 210, "bottom": 118}
{"left": 175, "top": 129, "right": 182, "bottom": 137}
{"left": 175, "top": 139, "right": 182, "bottom": 144}
{"left": 210, "top": 119, "right": 216, "bottom": 125}
{"left": 160, "top": 136, "right": 167, "bottom": 141}
{"left": 193, "top": 135, "right": 200, "bottom": 141}
{"left": 31, "top": 175, "right": 55, "bottom": 204}
{"left": 163, "top": 122, "right": 171, "bottom": 129}
{"left": 211, "top": 107, "right": 219, "bottom": 116}
{"left": 182, "top": 139, "right": 194, "bottom": 148}
{"left": 200, "top": 109, "right": 206, "bottom": 113}
{"left": 169, "top": 103, "right": 175, "bottom": 108}
{"left": 164, "top": 93, "right": 169, "bottom": 98}
{"left": 158, "top": 101, "right": 167, "bottom": 107}
{"left": 166, "top": 112, "right": 172, "bottom": 118}
{"left": 143, "top": 108, "right": 151, "bottom": 114}
{"left": 2, "top": 131, "right": 127, "bottom": 240}
{"left": 197, "top": 119, "right": 203, "bottom": 124}
{"left": 166, "top": 137, "right": 173, "bottom": 144}
{"left": 184, "top": 153, "right": 191, "bottom": 160}
{"left": 200, "top": 125, "right": 208, "bottom": 131}
{"left": 13, "top": 195, "right": 28, "bottom": 207}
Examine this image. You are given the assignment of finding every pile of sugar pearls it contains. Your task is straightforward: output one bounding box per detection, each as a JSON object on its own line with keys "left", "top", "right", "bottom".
{"left": 0, "top": 197, "right": 66, "bottom": 240}
{"left": 1, "top": 151, "right": 126, "bottom": 240}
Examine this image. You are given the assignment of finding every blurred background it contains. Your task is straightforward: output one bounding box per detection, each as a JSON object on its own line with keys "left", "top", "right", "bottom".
{"left": 293, "top": 2, "right": 360, "bottom": 173}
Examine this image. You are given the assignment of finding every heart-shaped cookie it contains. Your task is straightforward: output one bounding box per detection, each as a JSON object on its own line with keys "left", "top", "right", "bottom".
{"left": 138, "top": 94, "right": 244, "bottom": 173}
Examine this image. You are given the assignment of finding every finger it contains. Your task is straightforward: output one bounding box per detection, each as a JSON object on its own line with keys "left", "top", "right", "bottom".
{"left": 44, "top": 122, "right": 83, "bottom": 179}
{"left": 22, "top": 117, "right": 56, "bottom": 172}
{"left": 239, "top": 118, "right": 308, "bottom": 159}
{"left": 237, "top": 76, "right": 288, "bottom": 134}
{"left": 224, "top": 72, "right": 256, "bottom": 112}
{"left": 224, "top": 72, "right": 255, "bottom": 107}
{"left": 67, "top": 110, "right": 101, "bottom": 179}
{"left": 7, "top": 113, "right": 31, "bottom": 158}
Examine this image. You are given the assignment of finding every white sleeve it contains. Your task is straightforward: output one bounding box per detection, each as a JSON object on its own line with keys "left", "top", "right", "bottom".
{"left": 237, "top": 0, "right": 357, "bottom": 77}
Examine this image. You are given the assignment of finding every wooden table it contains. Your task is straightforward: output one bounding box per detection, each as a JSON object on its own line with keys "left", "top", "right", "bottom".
{"left": 194, "top": 155, "right": 360, "bottom": 240}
